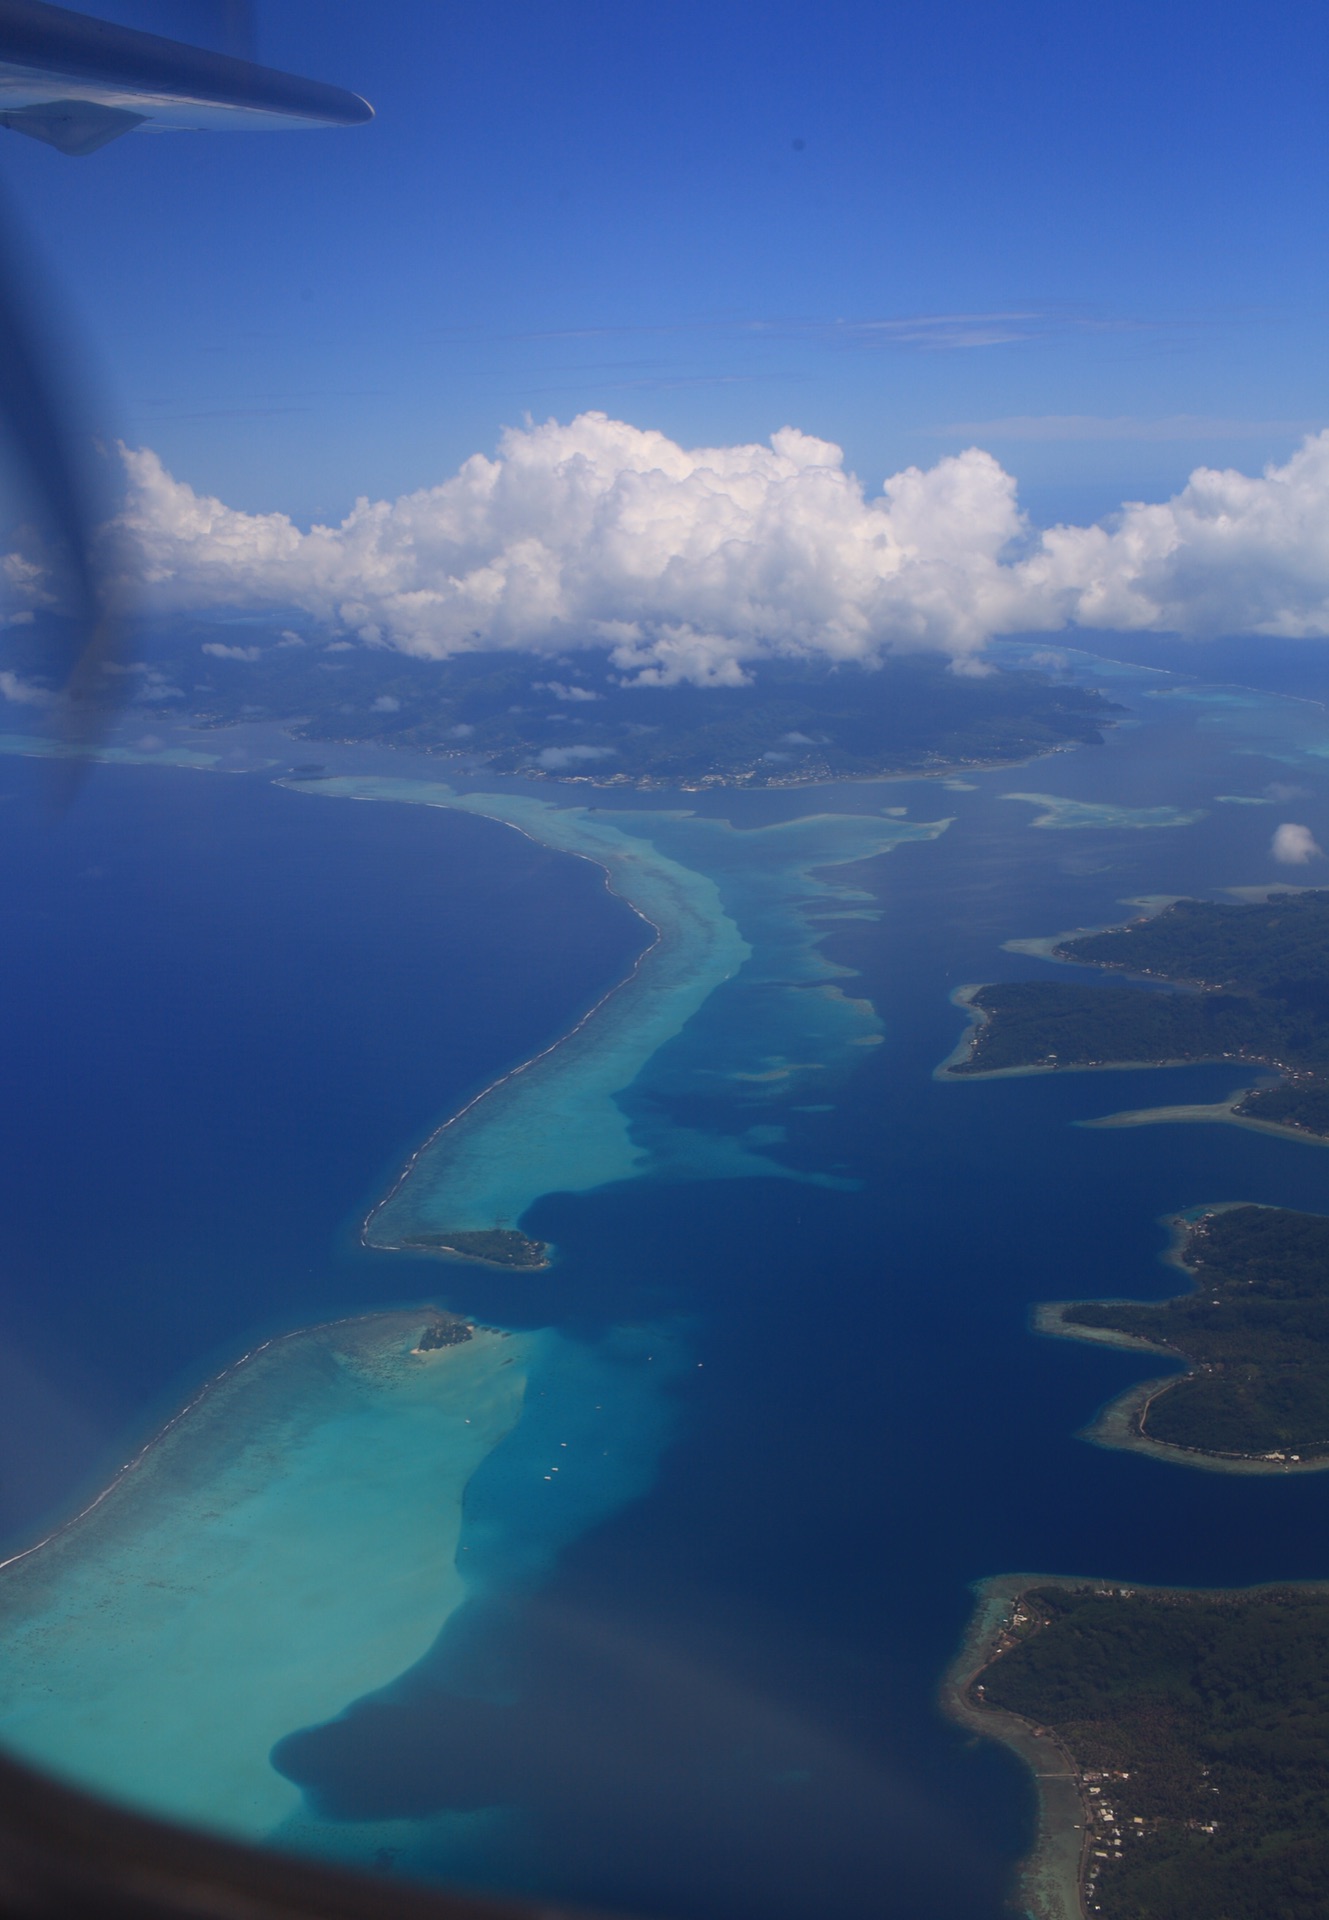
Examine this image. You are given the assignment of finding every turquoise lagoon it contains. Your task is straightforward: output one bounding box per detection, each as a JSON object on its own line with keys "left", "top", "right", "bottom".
{"left": 0, "top": 1315, "right": 533, "bottom": 1832}
{"left": 0, "top": 764, "right": 949, "bottom": 1842}
{"left": 8, "top": 651, "right": 1329, "bottom": 1915}
{"left": 0, "top": 1302, "right": 683, "bottom": 1837}
{"left": 280, "top": 778, "right": 951, "bottom": 1236}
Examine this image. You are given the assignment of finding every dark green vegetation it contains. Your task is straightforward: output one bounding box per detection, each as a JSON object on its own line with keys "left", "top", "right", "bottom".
{"left": 956, "top": 892, "right": 1329, "bottom": 1134}
{"left": 957, "top": 977, "right": 1269, "bottom": 1075}
{"left": 1063, "top": 1206, "right": 1329, "bottom": 1458}
{"left": 415, "top": 1315, "right": 474, "bottom": 1351}
{"left": 400, "top": 1228, "right": 548, "bottom": 1269}
{"left": 1234, "top": 1078, "right": 1329, "bottom": 1136}
{"left": 1063, "top": 892, "right": 1329, "bottom": 991}
{"left": 13, "top": 612, "right": 1118, "bottom": 787}
{"left": 974, "top": 1583, "right": 1329, "bottom": 1920}
{"left": 285, "top": 652, "right": 1111, "bottom": 786}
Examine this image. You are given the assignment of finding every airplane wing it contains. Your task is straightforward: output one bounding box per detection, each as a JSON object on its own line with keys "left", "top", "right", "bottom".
{"left": 0, "top": 2, "right": 372, "bottom": 798}
{"left": 0, "top": 0, "right": 372, "bottom": 155}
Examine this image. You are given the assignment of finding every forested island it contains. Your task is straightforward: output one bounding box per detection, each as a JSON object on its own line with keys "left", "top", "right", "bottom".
{"left": 1051, "top": 1205, "right": 1329, "bottom": 1463}
{"left": 965, "top": 1579, "right": 1329, "bottom": 1920}
{"left": 4, "top": 614, "right": 1120, "bottom": 789}
{"left": 414, "top": 1313, "right": 475, "bottom": 1351}
{"left": 269, "top": 652, "right": 1118, "bottom": 786}
{"left": 950, "top": 891, "right": 1329, "bottom": 1136}
{"left": 398, "top": 1228, "right": 549, "bottom": 1269}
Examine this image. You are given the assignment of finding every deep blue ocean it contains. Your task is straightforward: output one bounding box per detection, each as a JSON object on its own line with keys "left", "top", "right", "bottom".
{"left": 5, "top": 658, "right": 1329, "bottom": 1920}
{"left": 0, "top": 762, "right": 647, "bottom": 1534}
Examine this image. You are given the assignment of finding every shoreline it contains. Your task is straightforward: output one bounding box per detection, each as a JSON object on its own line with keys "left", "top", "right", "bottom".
{"left": 319, "top": 794, "right": 665, "bottom": 1252}
{"left": 0, "top": 1305, "right": 441, "bottom": 1577}
{"left": 0, "top": 713, "right": 1111, "bottom": 801}
{"left": 1033, "top": 1289, "right": 1329, "bottom": 1477}
{"left": 267, "top": 724, "right": 1101, "bottom": 796}
{"left": 933, "top": 986, "right": 1220, "bottom": 1083}
{"left": 933, "top": 984, "right": 989, "bottom": 1077}
{"left": 938, "top": 889, "right": 1329, "bottom": 1108}
{"left": 1000, "top": 895, "right": 1188, "bottom": 970}
{"left": 946, "top": 1571, "right": 1329, "bottom": 1920}
{"left": 388, "top": 1239, "right": 552, "bottom": 1272}
{"left": 1080, "top": 1091, "right": 1329, "bottom": 1149}
{"left": 942, "top": 1574, "right": 1090, "bottom": 1920}
{"left": 936, "top": 983, "right": 1317, "bottom": 1098}
{"left": 0, "top": 1310, "right": 530, "bottom": 1837}
{"left": 293, "top": 774, "right": 928, "bottom": 1236}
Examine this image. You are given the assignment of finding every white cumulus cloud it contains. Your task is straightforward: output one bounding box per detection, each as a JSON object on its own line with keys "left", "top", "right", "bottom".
{"left": 1272, "top": 823, "right": 1323, "bottom": 864}
{"left": 0, "top": 669, "right": 51, "bottom": 705}
{"left": 537, "top": 679, "right": 600, "bottom": 701}
{"left": 108, "top": 416, "right": 1329, "bottom": 688}
{"left": 535, "top": 744, "right": 616, "bottom": 769}
{"left": 201, "top": 641, "right": 261, "bottom": 662}
{"left": 113, "top": 415, "right": 1039, "bottom": 683}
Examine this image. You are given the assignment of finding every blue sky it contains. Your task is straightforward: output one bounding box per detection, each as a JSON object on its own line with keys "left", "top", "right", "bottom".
{"left": 10, "top": 0, "right": 1329, "bottom": 531}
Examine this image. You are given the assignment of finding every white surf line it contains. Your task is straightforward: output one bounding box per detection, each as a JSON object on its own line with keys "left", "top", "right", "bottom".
{"left": 358, "top": 807, "right": 664, "bottom": 1247}
{"left": 0, "top": 1310, "right": 395, "bottom": 1576}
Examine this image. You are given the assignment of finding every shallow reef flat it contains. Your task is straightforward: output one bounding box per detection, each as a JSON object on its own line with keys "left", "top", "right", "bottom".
{"left": 0, "top": 1312, "right": 534, "bottom": 1836}
{"left": 1000, "top": 792, "right": 1207, "bottom": 831}
{"left": 0, "top": 732, "right": 234, "bottom": 771}
{"left": 321, "top": 778, "right": 753, "bottom": 1237}
{"left": 283, "top": 778, "right": 949, "bottom": 1240}
{"left": 1079, "top": 1095, "right": 1329, "bottom": 1150}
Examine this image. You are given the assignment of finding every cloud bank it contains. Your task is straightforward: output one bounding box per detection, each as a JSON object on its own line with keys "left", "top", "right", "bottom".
{"left": 0, "top": 668, "right": 51, "bottom": 706}
{"left": 106, "top": 414, "right": 1329, "bottom": 686}
{"left": 1272, "top": 823, "right": 1323, "bottom": 865}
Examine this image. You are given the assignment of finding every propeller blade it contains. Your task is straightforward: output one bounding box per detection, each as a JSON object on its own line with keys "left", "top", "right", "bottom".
{"left": 0, "top": 179, "right": 124, "bottom": 802}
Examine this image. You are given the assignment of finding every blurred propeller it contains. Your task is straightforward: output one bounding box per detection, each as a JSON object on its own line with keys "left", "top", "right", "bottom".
{"left": 0, "top": 176, "right": 123, "bottom": 803}
{"left": 0, "top": 0, "right": 369, "bottom": 801}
